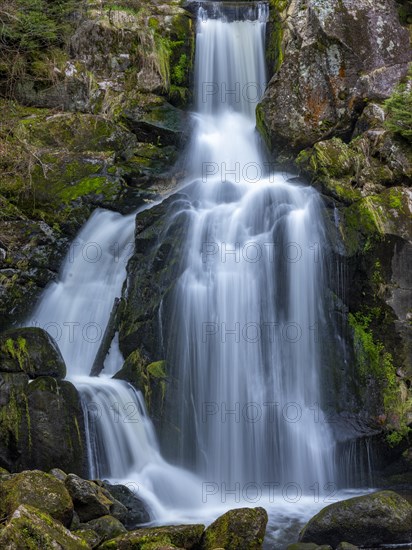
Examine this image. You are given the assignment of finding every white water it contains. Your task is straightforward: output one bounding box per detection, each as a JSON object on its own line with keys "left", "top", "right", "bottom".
{"left": 165, "top": 3, "right": 336, "bottom": 491}
{"left": 23, "top": 3, "right": 366, "bottom": 547}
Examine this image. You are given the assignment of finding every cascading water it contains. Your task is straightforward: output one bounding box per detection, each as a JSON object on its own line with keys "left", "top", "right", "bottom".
{"left": 165, "top": 1, "right": 336, "bottom": 491}
{"left": 22, "top": 2, "right": 371, "bottom": 547}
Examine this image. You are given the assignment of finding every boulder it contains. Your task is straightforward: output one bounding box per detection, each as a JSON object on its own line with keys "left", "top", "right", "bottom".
{"left": 299, "top": 490, "right": 412, "bottom": 546}
{"left": 0, "top": 504, "right": 88, "bottom": 549}
{"left": 257, "top": 0, "right": 411, "bottom": 158}
{"left": 0, "top": 327, "right": 66, "bottom": 378}
{"left": 287, "top": 545, "right": 332, "bottom": 550}
{"left": 25, "top": 377, "right": 87, "bottom": 475}
{"left": 201, "top": 507, "right": 268, "bottom": 550}
{"left": 86, "top": 514, "right": 127, "bottom": 541}
{"left": 99, "top": 524, "right": 204, "bottom": 549}
{"left": 72, "top": 528, "right": 101, "bottom": 548}
{"left": 65, "top": 474, "right": 116, "bottom": 522}
{"left": 102, "top": 481, "right": 151, "bottom": 528}
{"left": 336, "top": 544, "right": 359, "bottom": 550}
{"left": 0, "top": 469, "right": 73, "bottom": 527}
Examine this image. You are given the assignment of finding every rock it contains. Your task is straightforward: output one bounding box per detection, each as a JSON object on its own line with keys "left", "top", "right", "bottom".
{"left": 299, "top": 490, "right": 412, "bottom": 546}
{"left": 336, "top": 543, "right": 359, "bottom": 550}
{"left": 0, "top": 372, "right": 30, "bottom": 471}
{"left": 257, "top": 0, "right": 411, "bottom": 159}
{"left": 0, "top": 469, "right": 74, "bottom": 527}
{"left": 102, "top": 481, "right": 151, "bottom": 528}
{"left": 72, "top": 528, "right": 101, "bottom": 548}
{"left": 86, "top": 514, "right": 127, "bottom": 541}
{"left": 50, "top": 467, "right": 68, "bottom": 482}
{"left": 65, "top": 474, "right": 115, "bottom": 522}
{"left": 201, "top": 507, "right": 268, "bottom": 550}
{"left": 99, "top": 524, "right": 205, "bottom": 549}
{"left": 114, "top": 352, "right": 167, "bottom": 425}
{"left": 25, "top": 377, "right": 87, "bottom": 475}
{"left": 287, "top": 545, "right": 332, "bottom": 550}
{"left": 0, "top": 327, "right": 66, "bottom": 378}
{"left": 0, "top": 504, "right": 88, "bottom": 549}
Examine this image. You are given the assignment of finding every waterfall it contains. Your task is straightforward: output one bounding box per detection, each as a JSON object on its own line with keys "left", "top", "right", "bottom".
{"left": 164, "top": 2, "right": 336, "bottom": 492}
{"left": 22, "top": 1, "right": 368, "bottom": 546}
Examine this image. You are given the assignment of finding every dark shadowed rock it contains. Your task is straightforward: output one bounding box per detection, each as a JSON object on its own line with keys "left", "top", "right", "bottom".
{"left": 102, "top": 481, "right": 151, "bottom": 528}
{"left": 0, "top": 327, "right": 66, "bottom": 378}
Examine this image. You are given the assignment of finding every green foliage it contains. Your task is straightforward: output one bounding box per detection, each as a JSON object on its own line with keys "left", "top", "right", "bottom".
{"left": 0, "top": 0, "right": 77, "bottom": 94}
{"left": 384, "top": 70, "right": 412, "bottom": 142}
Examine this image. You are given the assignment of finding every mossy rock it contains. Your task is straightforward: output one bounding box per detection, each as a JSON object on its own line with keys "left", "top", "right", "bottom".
{"left": 72, "top": 527, "right": 101, "bottom": 548}
{"left": 0, "top": 372, "right": 30, "bottom": 472}
{"left": 201, "top": 507, "right": 268, "bottom": 550}
{"left": 340, "top": 186, "right": 411, "bottom": 256}
{"left": 17, "top": 112, "right": 136, "bottom": 157}
{"left": 25, "top": 378, "right": 87, "bottom": 475}
{"left": 65, "top": 474, "right": 115, "bottom": 523}
{"left": 0, "top": 327, "right": 66, "bottom": 379}
{"left": 99, "top": 523, "right": 205, "bottom": 549}
{"left": 114, "top": 351, "right": 167, "bottom": 419}
{"left": 0, "top": 504, "right": 88, "bottom": 549}
{"left": 0, "top": 469, "right": 74, "bottom": 527}
{"left": 299, "top": 490, "right": 412, "bottom": 546}
{"left": 86, "top": 514, "right": 127, "bottom": 542}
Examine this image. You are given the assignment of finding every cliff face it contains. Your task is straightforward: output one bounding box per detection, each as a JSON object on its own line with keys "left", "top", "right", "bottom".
{"left": 257, "top": 0, "right": 412, "bottom": 462}
{"left": 258, "top": 0, "right": 411, "bottom": 158}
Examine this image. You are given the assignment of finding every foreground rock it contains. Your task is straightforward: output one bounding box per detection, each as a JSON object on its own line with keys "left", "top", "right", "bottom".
{"left": 99, "top": 523, "right": 205, "bottom": 549}
{"left": 201, "top": 507, "right": 268, "bottom": 550}
{"left": 0, "top": 470, "right": 74, "bottom": 527}
{"left": 0, "top": 504, "right": 88, "bottom": 549}
{"left": 257, "top": 0, "right": 411, "bottom": 159}
{"left": 299, "top": 490, "right": 412, "bottom": 546}
{"left": 102, "top": 481, "right": 151, "bottom": 528}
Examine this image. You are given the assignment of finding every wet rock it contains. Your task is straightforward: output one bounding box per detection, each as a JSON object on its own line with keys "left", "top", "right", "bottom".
{"left": 0, "top": 504, "right": 88, "bottom": 549}
{"left": 65, "top": 474, "right": 116, "bottom": 522}
{"left": 25, "top": 377, "right": 87, "bottom": 475}
{"left": 102, "top": 481, "right": 151, "bottom": 528}
{"left": 257, "top": 0, "right": 411, "bottom": 159}
{"left": 299, "top": 490, "right": 412, "bottom": 546}
{"left": 0, "top": 327, "right": 66, "bottom": 378}
{"left": 86, "top": 514, "right": 127, "bottom": 541}
{"left": 0, "top": 469, "right": 74, "bottom": 527}
{"left": 201, "top": 507, "right": 268, "bottom": 550}
{"left": 50, "top": 467, "right": 68, "bottom": 482}
{"left": 336, "top": 543, "right": 359, "bottom": 550}
{"left": 72, "top": 527, "right": 101, "bottom": 548}
{"left": 99, "top": 523, "right": 205, "bottom": 549}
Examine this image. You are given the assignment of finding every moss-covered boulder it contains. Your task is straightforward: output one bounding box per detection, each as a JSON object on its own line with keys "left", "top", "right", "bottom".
{"left": 0, "top": 504, "right": 88, "bottom": 549}
{"left": 201, "top": 507, "right": 268, "bottom": 550}
{"left": 102, "top": 482, "right": 151, "bottom": 529}
{"left": 99, "top": 523, "right": 205, "bottom": 549}
{"left": 86, "top": 514, "right": 127, "bottom": 542}
{"left": 257, "top": 0, "right": 411, "bottom": 159}
{"left": 65, "top": 474, "right": 116, "bottom": 523}
{"left": 0, "top": 469, "right": 73, "bottom": 527}
{"left": 0, "top": 327, "right": 66, "bottom": 378}
{"left": 299, "top": 490, "right": 412, "bottom": 546}
{"left": 25, "top": 377, "right": 87, "bottom": 475}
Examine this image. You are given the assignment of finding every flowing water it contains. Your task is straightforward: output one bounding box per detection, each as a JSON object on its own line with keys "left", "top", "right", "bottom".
{"left": 24, "top": 2, "right": 372, "bottom": 547}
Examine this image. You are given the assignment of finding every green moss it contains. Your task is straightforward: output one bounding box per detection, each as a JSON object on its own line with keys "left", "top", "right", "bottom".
{"left": 2, "top": 337, "right": 28, "bottom": 370}
{"left": 384, "top": 68, "right": 412, "bottom": 142}
{"left": 349, "top": 311, "right": 411, "bottom": 445}
{"left": 267, "top": 0, "right": 289, "bottom": 73}
{"left": 59, "top": 176, "right": 117, "bottom": 202}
